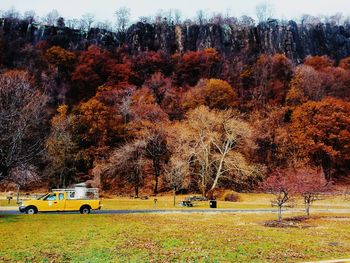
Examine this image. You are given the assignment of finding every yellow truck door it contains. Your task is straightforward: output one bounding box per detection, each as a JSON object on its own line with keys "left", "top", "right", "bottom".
{"left": 40, "top": 193, "right": 65, "bottom": 211}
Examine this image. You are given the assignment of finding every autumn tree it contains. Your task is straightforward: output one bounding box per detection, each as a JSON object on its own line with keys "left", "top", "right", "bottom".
{"left": 339, "top": 57, "right": 350, "bottom": 70}
{"left": 0, "top": 70, "right": 47, "bottom": 181}
{"left": 130, "top": 51, "right": 172, "bottom": 86}
{"left": 290, "top": 97, "right": 350, "bottom": 180}
{"left": 46, "top": 105, "right": 78, "bottom": 187}
{"left": 70, "top": 45, "right": 113, "bottom": 100}
{"left": 173, "top": 49, "right": 221, "bottom": 86}
{"left": 75, "top": 97, "right": 123, "bottom": 150}
{"left": 181, "top": 79, "right": 238, "bottom": 111}
{"left": 287, "top": 65, "right": 324, "bottom": 102}
{"left": 46, "top": 46, "right": 76, "bottom": 76}
{"left": 250, "top": 106, "right": 304, "bottom": 171}
{"left": 128, "top": 87, "right": 169, "bottom": 134}
{"left": 304, "top": 55, "right": 334, "bottom": 71}
{"left": 251, "top": 54, "right": 293, "bottom": 109}
{"left": 143, "top": 72, "right": 171, "bottom": 104}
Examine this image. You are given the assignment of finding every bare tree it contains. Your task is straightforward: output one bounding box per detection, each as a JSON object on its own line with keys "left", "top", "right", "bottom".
{"left": 196, "top": 10, "right": 207, "bottom": 25}
{"left": 239, "top": 15, "right": 255, "bottom": 27}
{"left": 3, "top": 7, "right": 21, "bottom": 20}
{"left": 95, "top": 20, "right": 113, "bottom": 31}
{"left": 115, "top": 7, "right": 131, "bottom": 32}
{"left": 255, "top": 2, "right": 274, "bottom": 23}
{"left": 171, "top": 106, "right": 260, "bottom": 197}
{"left": 165, "top": 124, "right": 192, "bottom": 205}
{"left": 104, "top": 139, "right": 147, "bottom": 197}
{"left": 7, "top": 165, "right": 40, "bottom": 203}
{"left": 0, "top": 70, "right": 47, "bottom": 181}
{"left": 43, "top": 9, "right": 60, "bottom": 26}
{"left": 66, "top": 18, "right": 80, "bottom": 29}
{"left": 80, "top": 13, "right": 95, "bottom": 32}
{"left": 260, "top": 170, "right": 296, "bottom": 222}
{"left": 143, "top": 126, "right": 169, "bottom": 195}
{"left": 23, "top": 10, "right": 37, "bottom": 23}
{"left": 300, "top": 14, "right": 321, "bottom": 25}
{"left": 174, "top": 9, "right": 182, "bottom": 25}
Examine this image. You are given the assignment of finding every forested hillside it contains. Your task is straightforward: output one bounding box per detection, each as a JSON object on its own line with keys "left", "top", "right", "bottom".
{"left": 0, "top": 12, "right": 350, "bottom": 196}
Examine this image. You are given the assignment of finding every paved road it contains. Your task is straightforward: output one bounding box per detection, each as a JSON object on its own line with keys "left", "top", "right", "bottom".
{"left": 0, "top": 208, "right": 279, "bottom": 215}
{"left": 1, "top": 208, "right": 350, "bottom": 215}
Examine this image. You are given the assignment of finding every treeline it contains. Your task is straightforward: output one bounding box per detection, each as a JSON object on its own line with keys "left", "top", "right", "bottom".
{"left": 1, "top": 5, "right": 349, "bottom": 33}
{"left": 0, "top": 29, "right": 350, "bottom": 195}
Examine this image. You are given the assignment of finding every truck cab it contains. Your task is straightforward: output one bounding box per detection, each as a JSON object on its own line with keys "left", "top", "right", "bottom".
{"left": 19, "top": 189, "right": 101, "bottom": 214}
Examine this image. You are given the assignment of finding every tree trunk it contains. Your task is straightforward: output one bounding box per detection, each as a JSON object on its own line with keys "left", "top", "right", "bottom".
{"left": 153, "top": 159, "right": 160, "bottom": 195}
{"left": 16, "top": 184, "right": 20, "bottom": 204}
{"left": 306, "top": 204, "right": 310, "bottom": 217}
{"left": 134, "top": 171, "right": 139, "bottom": 198}
{"left": 173, "top": 187, "right": 176, "bottom": 207}
{"left": 210, "top": 143, "right": 229, "bottom": 192}
{"left": 154, "top": 175, "right": 159, "bottom": 195}
{"left": 201, "top": 176, "right": 206, "bottom": 197}
{"left": 278, "top": 205, "right": 282, "bottom": 222}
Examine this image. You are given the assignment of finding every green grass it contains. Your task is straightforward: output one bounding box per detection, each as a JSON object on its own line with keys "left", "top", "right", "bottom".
{"left": 0, "top": 212, "right": 350, "bottom": 262}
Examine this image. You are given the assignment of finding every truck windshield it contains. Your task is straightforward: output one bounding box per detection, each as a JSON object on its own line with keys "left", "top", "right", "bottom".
{"left": 37, "top": 194, "right": 49, "bottom": 200}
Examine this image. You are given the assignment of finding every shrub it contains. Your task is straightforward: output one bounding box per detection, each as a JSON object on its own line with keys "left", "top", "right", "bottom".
{"left": 223, "top": 191, "right": 241, "bottom": 202}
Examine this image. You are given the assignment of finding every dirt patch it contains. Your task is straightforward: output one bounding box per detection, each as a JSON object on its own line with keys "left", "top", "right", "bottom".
{"left": 264, "top": 216, "right": 315, "bottom": 228}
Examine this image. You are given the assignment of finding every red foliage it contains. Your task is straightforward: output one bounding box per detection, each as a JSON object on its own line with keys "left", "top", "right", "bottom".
{"left": 173, "top": 48, "right": 221, "bottom": 86}
{"left": 130, "top": 51, "right": 171, "bottom": 86}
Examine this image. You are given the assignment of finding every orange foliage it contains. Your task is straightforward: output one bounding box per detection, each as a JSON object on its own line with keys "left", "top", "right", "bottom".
{"left": 46, "top": 46, "right": 76, "bottom": 73}
{"left": 77, "top": 97, "right": 123, "bottom": 147}
{"left": 290, "top": 97, "right": 350, "bottom": 178}
{"left": 304, "top": 55, "right": 334, "bottom": 71}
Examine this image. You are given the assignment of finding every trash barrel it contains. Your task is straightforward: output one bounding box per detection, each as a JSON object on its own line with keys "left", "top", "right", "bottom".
{"left": 209, "top": 200, "right": 217, "bottom": 208}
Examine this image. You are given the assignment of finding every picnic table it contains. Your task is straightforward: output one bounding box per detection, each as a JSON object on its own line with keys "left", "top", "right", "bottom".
{"left": 180, "top": 200, "right": 194, "bottom": 207}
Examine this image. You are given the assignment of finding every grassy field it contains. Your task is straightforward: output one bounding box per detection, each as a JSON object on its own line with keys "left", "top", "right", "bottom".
{"left": 1, "top": 212, "right": 350, "bottom": 262}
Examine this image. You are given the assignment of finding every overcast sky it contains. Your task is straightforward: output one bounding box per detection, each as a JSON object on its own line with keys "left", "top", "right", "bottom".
{"left": 1, "top": 0, "right": 349, "bottom": 22}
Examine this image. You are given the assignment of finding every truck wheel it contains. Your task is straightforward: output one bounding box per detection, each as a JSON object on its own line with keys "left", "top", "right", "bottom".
{"left": 26, "top": 206, "right": 37, "bottom": 214}
{"left": 80, "top": 206, "right": 91, "bottom": 214}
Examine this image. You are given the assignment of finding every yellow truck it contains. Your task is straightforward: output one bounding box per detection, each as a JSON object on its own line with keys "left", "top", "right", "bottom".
{"left": 19, "top": 189, "right": 101, "bottom": 214}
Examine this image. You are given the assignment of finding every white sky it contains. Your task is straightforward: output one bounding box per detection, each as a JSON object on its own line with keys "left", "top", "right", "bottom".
{"left": 1, "top": 0, "right": 349, "bottom": 23}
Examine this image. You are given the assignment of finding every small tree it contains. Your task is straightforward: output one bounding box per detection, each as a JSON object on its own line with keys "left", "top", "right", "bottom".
{"left": 7, "top": 165, "right": 40, "bottom": 203}
{"left": 164, "top": 156, "right": 189, "bottom": 206}
{"left": 293, "top": 168, "right": 331, "bottom": 217}
{"left": 260, "top": 170, "right": 296, "bottom": 222}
